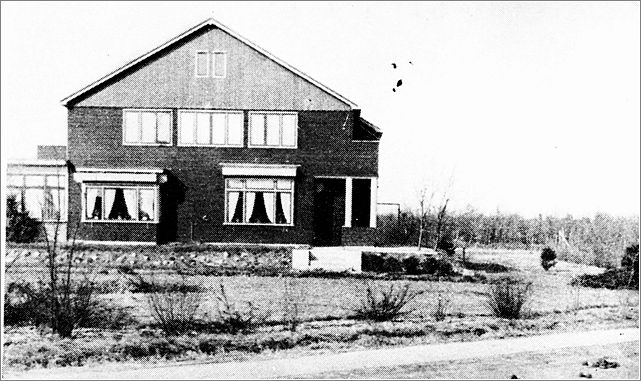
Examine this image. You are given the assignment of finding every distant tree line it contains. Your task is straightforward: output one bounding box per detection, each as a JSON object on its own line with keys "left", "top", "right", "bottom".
{"left": 376, "top": 208, "right": 639, "bottom": 268}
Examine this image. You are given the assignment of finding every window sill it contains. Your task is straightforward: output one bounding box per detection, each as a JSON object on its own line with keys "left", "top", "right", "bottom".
{"left": 81, "top": 219, "right": 159, "bottom": 224}
{"left": 246, "top": 145, "right": 298, "bottom": 150}
{"left": 177, "top": 143, "right": 244, "bottom": 148}
{"left": 122, "top": 143, "right": 172, "bottom": 147}
{"left": 223, "top": 222, "right": 294, "bottom": 227}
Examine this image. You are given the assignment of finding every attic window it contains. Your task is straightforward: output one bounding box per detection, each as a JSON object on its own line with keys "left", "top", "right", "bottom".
{"left": 195, "top": 51, "right": 227, "bottom": 78}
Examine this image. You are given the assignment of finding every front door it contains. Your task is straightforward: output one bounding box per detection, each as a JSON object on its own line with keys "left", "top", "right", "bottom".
{"left": 313, "top": 178, "right": 345, "bottom": 246}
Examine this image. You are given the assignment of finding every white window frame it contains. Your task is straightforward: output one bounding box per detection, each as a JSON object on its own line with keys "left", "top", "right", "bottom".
{"left": 212, "top": 51, "right": 227, "bottom": 78}
{"left": 248, "top": 111, "right": 298, "bottom": 149}
{"left": 122, "top": 109, "right": 173, "bottom": 146}
{"left": 194, "top": 50, "right": 210, "bottom": 78}
{"left": 81, "top": 184, "right": 159, "bottom": 223}
{"left": 224, "top": 178, "right": 295, "bottom": 227}
{"left": 177, "top": 110, "right": 244, "bottom": 147}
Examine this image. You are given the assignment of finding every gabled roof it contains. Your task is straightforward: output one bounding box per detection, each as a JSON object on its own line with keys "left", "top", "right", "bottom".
{"left": 60, "top": 18, "right": 357, "bottom": 108}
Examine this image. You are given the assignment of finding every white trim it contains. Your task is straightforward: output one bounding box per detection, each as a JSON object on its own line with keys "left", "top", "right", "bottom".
{"left": 7, "top": 159, "right": 67, "bottom": 167}
{"left": 352, "top": 140, "right": 381, "bottom": 143}
{"left": 212, "top": 50, "right": 227, "bottom": 78}
{"left": 194, "top": 50, "right": 210, "bottom": 78}
{"left": 74, "top": 172, "right": 160, "bottom": 183}
{"left": 60, "top": 18, "right": 357, "bottom": 108}
{"left": 220, "top": 163, "right": 299, "bottom": 177}
{"left": 74, "top": 240, "right": 157, "bottom": 246}
{"left": 315, "top": 175, "right": 377, "bottom": 180}
{"left": 121, "top": 109, "right": 174, "bottom": 146}
{"left": 177, "top": 109, "right": 244, "bottom": 147}
{"left": 75, "top": 167, "right": 164, "bottom": 174}
{"left": 247, "top": 111, "right": 298, "bottom": 149}
{"left": 344, "top": 177, "right": 352, "bottom": 228}
{"left": 370, "top": 177, "right": 377, "bottom": 228}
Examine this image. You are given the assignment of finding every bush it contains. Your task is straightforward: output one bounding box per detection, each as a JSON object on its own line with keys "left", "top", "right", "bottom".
{"left": 4, "top": 281, "right": 136, "bottom": 330}
{"left": 381, "top": 256, "right": 404, "bottom": 273}
{"left": 571, "top": 244, "right": 639, "bottom": 290}
{"left": 361, "top": 252, "right": 385, "bottom": 272}
{"left": 213, "top": 284, "right": 268, "bottom": 334}
{"left": 621, "top": 244, "right": 639, "bottom": 280}
{"left": 541, "top": 247, "right": 557, "bottom": 271}
{"left": 145, "top": 275, "right": 202, "bottom": 335}
{"left": 354, "top": 282, "right": 423, "bottom": 322}
{"left": 128, "top": 274, "right": 203, "bottom": 293}
{"left": 402, "top": 256, "right": 422, "bottom": 275}
{"left": 6, "top": 195, "right": 40, "bottom": 243}
{"left": 485, "top": 278, "right": 532, "bottom": 319}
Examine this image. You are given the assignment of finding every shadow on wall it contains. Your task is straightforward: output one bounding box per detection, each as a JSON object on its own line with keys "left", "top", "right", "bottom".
{"left": 157, "top": 171, "right": 186, "bottom": 244}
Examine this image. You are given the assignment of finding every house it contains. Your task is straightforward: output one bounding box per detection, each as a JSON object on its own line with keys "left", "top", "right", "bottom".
{"left": 62, "top": 18, "right": 381, "bottom": 245}
{"left": 6, "top": 145, "right": 68, "bottom": 240}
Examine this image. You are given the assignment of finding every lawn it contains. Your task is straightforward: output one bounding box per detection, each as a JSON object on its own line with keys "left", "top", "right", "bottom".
{"left": 3, "top": 247, "right": 639, "bottom": 373}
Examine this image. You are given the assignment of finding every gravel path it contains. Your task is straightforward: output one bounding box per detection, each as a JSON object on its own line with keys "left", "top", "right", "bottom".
{"left": 7, "top": 328, "right": 639, "bottom": 380}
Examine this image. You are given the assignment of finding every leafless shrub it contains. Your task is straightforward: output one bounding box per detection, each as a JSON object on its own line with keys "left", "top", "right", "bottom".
{"left": 145, "top": 274, "right": 202, "bottom": 335}
{"left": 432, "top": 292, "right": 451, "bottom": 321}
{"left": 354, "top": 282, "right": 423, "bottom": 322}
{"left": 282, "top": 277, "right": 305, "bottom": 332}
{"left": 486, "top": 278, "right": 533, "bottom": 319}
{"left": 214, "top": 284, "right": 269, "bottom": 334}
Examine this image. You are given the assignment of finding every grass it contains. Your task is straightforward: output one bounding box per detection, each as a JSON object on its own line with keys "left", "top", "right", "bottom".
{"left": 3, "top": 248, "right": 640, "bottom": 372}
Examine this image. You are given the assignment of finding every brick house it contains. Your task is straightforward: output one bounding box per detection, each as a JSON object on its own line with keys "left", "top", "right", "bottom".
{"left": 62, "top": 18, "right": 381, "bottom": 245}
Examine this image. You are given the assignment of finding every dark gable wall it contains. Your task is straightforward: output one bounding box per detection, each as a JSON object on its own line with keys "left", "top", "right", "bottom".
{"left": 67, "top": 107, "right": 378, "bottom": 243}
{"left": 66, "top": 24, "right": 378, "bottom": 244}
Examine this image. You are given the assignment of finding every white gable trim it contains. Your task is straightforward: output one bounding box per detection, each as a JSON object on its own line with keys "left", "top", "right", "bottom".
{"left": 220, "top": 163, "right": 299, "bottom": 177}
{"left": 73, "top": 167, "right": 165, "bottom": 183}
{"left": 60, "top": 18, "right": 357, "bottom": 108}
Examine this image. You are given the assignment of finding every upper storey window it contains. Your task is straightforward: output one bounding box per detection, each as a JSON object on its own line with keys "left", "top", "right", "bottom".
{"left": 123, "top": 110, "right": 172, "bottom": 145}
{"left": 195, "top": 51, "right": 227, "bottom": 78}
{"left": 248, "top": 112, "right": 297, "bottom": 149}
{"left": 178, "top": 110, "right": 243, "bottom": 147}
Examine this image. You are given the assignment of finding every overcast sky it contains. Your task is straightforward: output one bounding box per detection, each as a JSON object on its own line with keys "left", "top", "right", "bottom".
{"left": 1, "top": 1, "right": 639, "bottom": 218}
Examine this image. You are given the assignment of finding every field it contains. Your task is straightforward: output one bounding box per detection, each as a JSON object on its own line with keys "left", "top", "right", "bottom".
{"left": 3, "top": 246, "right": 639, "bottom": 374}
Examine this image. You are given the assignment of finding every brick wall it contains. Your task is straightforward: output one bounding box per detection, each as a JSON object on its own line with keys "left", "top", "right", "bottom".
{"left": 67, "top": 107, "right": 378, "bottom": 244}
{"left": 341, "top": 227, "right": 379, "bottom": 246}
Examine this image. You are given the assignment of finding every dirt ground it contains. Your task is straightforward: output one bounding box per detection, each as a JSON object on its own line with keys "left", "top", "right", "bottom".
{"left": 302, "top": 341, "right": 640, "bottom": 379}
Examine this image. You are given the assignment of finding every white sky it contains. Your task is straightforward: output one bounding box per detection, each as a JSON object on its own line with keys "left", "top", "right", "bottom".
{"left": 1, "top": 1, "right": 639, "bottom": 218}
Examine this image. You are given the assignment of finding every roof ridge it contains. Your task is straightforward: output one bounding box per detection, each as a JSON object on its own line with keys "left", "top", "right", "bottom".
{"left": 61, "top": 17, "right": 357, "bottom": 108}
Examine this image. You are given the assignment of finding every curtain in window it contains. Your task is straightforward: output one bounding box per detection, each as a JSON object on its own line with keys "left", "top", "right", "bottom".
{"left": 228, "top": 192, "right": 243, "bottom": 223}
{"left": 245, "top": 192, "right": 255, "bottom": 223}
{"left": 107, "top": 188, "right": 132, "bottom": 220}
{"left": 275, "top": 192, "right": 291, "bottom": 224}
{"left": 263, "top": 193, "right": 275, "bottom": 222}
{"left": 139, "top": 189, "right": 155, "bottom": 221}
{"left": 248, "top": 192, "right": 271, "bottom": 224}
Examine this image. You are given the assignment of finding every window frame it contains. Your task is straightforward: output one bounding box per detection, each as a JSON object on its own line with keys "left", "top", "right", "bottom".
{"left": 177, "top": 109, "right": 244, "bottom": 147}
{"left": 81, "top": 183, "right": 159, "bottom": 224}
{"left": 223, "top": 178, "right": 295, "bottom": 227}
{"left": 247, "top": 111, "right": 298, "bottom": 149}
{"left": 194, "top": 50, "right": 210, "bottom": 78}
{"left": 212, "top": 51, "right": 227, "bottom": 78}
{"left": 122, "top": 109, "right": 173, "bottom": 146}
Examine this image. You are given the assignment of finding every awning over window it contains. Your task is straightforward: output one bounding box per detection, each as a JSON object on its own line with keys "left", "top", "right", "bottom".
{"left": 219, "top": 163, "right": 299, "bottom": 177}
{"left": 73, "top": 167, "right": 167, "bottom": 183}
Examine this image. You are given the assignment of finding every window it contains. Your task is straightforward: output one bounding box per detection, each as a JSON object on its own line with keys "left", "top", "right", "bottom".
{"left": 195, "top": 51, "right": 209, "bottom": 77}
{"left": 123, "top": 110, "right": 172, "bottom": 145}
{"left": 83, "top": 185, "right": 158, "bottom": 223}
{"left": 194, "top": 51, "right": 227, "bottom": 78}
{"left": 178, "top": 110, "right": 243, "bottom": 146}
{"left": 248, "top": 112, "right": 297, "bottom": 148}
{"left": 7, "top": 173, "right": 66, "bottom": 221}
{"left": 225, "top": 178, "right": 294, "bottom": 225}
{"left": 213, "top": 52, "right": 227, "bottom": 78}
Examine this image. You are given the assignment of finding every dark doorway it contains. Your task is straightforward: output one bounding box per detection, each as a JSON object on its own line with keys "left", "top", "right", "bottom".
{"left": 313, "top": 178, "right": 345, "bottom": 246}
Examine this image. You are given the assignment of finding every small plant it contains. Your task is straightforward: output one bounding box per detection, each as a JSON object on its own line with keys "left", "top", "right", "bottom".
{"left": 214, "top": 284, "right": 268, "bottom": 334}
{"left": 145, "top": 274, "right": 202, "bottom": 335}
{"left": 432, "top": 292, "right": 451, "bottom": 321}
{"left": 354, "top": 282, "right": 423, "bottom": 322}
{"left": 540, "top": 247, "right": 557, "bottom": 271}
{"left": 282, "top": 277, "right": 305, "bottom": 332}
{"left": 486, "top": 278, "right": 532, "bottom": 319}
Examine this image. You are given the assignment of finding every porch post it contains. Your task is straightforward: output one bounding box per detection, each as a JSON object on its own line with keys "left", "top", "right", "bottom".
{"left": 370, "top": 177, "right": 377, "bottom": 228}
{"left": 344, "top": 177, "right": 352, "bottom": 227}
